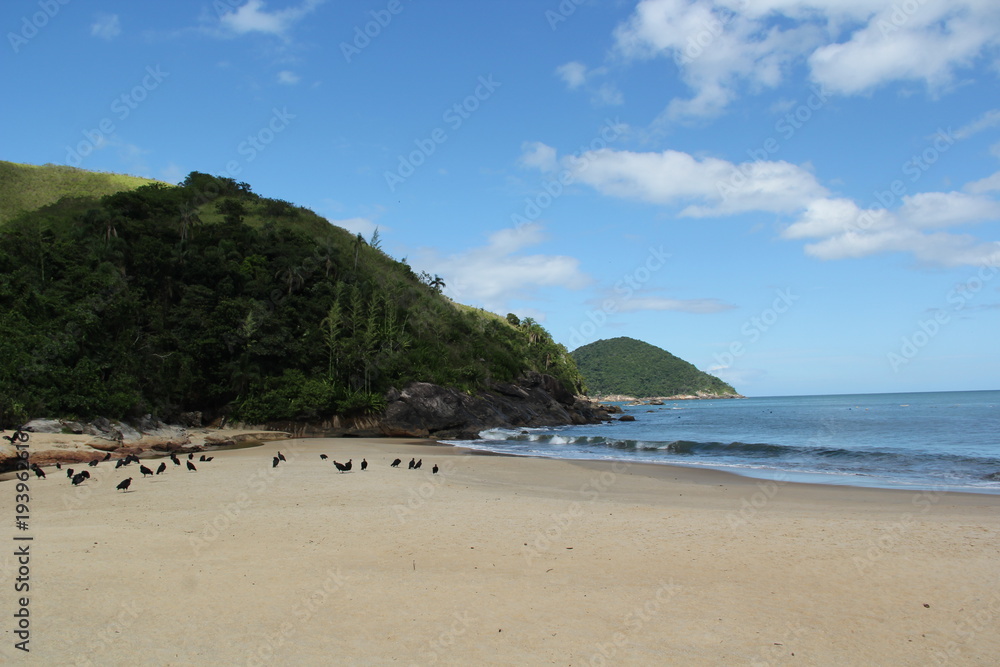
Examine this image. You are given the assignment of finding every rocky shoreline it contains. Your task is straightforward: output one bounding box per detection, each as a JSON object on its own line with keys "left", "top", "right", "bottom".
{"left": 1, "top": 372, "right": 617, "bottom": 471}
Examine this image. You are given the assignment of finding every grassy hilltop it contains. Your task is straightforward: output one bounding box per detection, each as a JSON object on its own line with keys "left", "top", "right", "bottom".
{"left": 571, "top": 336, "right": 738, "bottom": 398}
{"left": 0, "top": 162, "right": 585, "bottom": 426}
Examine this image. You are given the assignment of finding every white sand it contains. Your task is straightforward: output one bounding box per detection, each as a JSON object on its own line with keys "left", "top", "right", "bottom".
{"left": 2, "top": 437, "right": 999, "bottom": 665}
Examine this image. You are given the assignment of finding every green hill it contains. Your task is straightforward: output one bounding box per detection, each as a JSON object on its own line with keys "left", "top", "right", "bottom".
{"left": 0, "top": 160, "right": 161, "bottom": 225}
{"left": 571, "top": 337, "right": 738, "bottom": 398}
{"left": 0, "top": 163, "right": 584, "bottom": 426}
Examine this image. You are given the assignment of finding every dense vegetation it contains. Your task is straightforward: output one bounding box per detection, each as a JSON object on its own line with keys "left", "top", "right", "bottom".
{"left": 0, "top": 163, "right": 585, "bottom": 427}
{"left": 571, "top": 337, "right": 737, "bottom": 398}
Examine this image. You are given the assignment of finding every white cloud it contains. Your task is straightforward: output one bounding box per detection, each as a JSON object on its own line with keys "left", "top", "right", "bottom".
{"left": 555, "top": 61, "right": 588, "bottom": 89}
{"left": 611, "top": 0, "right": 1000, "bottom": 120}
{"left": 218, "top": 0, "right": 323, "bottom": 38}
{"left": 518, "top": 141, "right": 558, "bottom": 172}
{"left": 617, "top": 296, "right": 735, "bottom": 313}
{"left": 966, "top": 171, "right": 1000, "bottom": 194}
{"left": 328, "top": 216, "right": 379, "bottom": 237}
{"left": 90, "top": 14, "right": 121, "bottom": 40}
{"left": 412, "top": 223, "right": 590, "bottom": 311}
{"left": 782, "top": 190, "right": 1000, "bottom": 265}
{"left": 955, "top": 108, "right": 1000, "bottom": 140}
{"left": 561, "top": 147, "right": 828, "bottom": 216}
{"left": 277, "top": 70, "right": 301, "bottom": 85}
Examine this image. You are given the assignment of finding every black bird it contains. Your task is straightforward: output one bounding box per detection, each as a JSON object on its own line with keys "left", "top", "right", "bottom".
{"left": 71, "top": 472, "right": 87, "bottom": 486}
{"left": 80, "top": 470, "right": 90, "bottom": 479}
{"left": 333, "top": 460, "right": 347, "bottom": 473}
{"left": 171, "top": 454, "right": 181, "bottom": 466}
{"left": 66, "top": 468, "right": 75, "bottom": 478}
{"left": 186, "top": 460, "right": 197, "bottom": 472}
{"left": 103, "top": 452, "right": 111, "bottom": 461}
{"left": 156, "top": 462, "right": 166, "bottom": 475}
{"left": 272, "top": 456, "right": 280, "bottom": 468}
{"left": 343, "top": 459, "right": 352, "bottom": 472}
{"left": 277, "top": 451, "right": 286, "bottom": 462}
{"left": 320, "top": 454, "right": 328, "bottom": 460}
{"left": 56, "top": 462, "right": 62, "bottom": 470}
{"left": 408, "top": 458, "right": 415, "bottom": 470}
{"left": 116, "top": 477, "right": 132, "bottom": 492}
{"left": 204, "top": 456, "right": 214, "bottom": 462}
{"left": 88, "top": 459, "right": 99, "bottom": 467}
{"left": 391, "top": 458, "right": 401, "bottom": 468}
{"left": 139, "top": 465, "right": 154, "bottom": 478}
{"left": 115, "top": 459, "right": 125, "bottom": 469}
{"left": 361, "top": 459, "right": 367, "bottom": 471}
{"left": 414, "top": 459, "right": 422, "bottom": 470}
{"left": 188, "top": 453, "right": 194, "bottom": 460}
{"left": 33, "top": 466, "right": 46, "bottom": 479}
{"left": 199, "top": 454, "right": 206, "bottom": 462}
{"left": 432, "top": 464, "right": 439, "bottom": 474}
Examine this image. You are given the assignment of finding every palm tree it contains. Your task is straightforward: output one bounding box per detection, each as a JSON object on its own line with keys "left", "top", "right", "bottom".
{"left": 429, "top": 274, "right": 446, "bottom": 292}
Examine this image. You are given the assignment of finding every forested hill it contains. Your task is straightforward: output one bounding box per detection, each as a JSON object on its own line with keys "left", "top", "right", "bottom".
{"left": 570, "top": 337, "right": 738, "bottom": 398}
{"left": 0, "top": 163, "right": 585, "bottom": 427}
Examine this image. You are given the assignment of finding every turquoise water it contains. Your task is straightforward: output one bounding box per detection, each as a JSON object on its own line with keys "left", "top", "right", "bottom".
{"left": 455, "top": 390, "right": 1000, "bottom": 493}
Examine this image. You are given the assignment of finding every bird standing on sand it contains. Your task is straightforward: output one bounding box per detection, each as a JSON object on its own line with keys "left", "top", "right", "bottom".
{"left": 320, "top": 454, "right": 328, "bottom": 460}
{"left": 156, "top": 462, "right": 166, "bottom": 475}
{"left": 116, "top": 477, "right": 132, "bottom": 492}
{"left": 186, "top": 460, "right": 197, "bottom": 472}
{"left": 414, "top": 459, "right": 422, "bottom": 470}
{"left": 188, "top": 453, "right": 194, "bottom": 460}
{"left": 71, "top": 472, "right": 87, "bottom": 486}
{"left": 408, "top": 458, "right": 415, "bottom": 470}
{"left": 139, "top": 465, "right": 154, "bottom": 478}
{"left": 115, "top": 459, "right": 125, "bottom": 469}
{"left": 199, "top": 454, "right": 206, "bottom": 462}
{"left": 56, "top": 462, "right": 62, "bottom": 470}
{"left": 432, "top": 464, "right": 439, "bottom": 474}
{"left": 278, "top": 451, "right": 286, "bottom": 462}
{"left": 333, "top": 460, "right": 347, "bottom": 473}
{"left": 103, "top": 452, "right": 111, "bottom": 461}
{"left": 171, "top": 454, "right": 180, "bottom": 466}
{"left": 361, "top": 459, "right": 367, "bottom": 471}
{"left": 88, "top": 459, "right": 99, "bottom": 467}
{"left": 66, "top": 468, "right": 74, "bottom": 479}
{"left": 272, "top": 456, "right": 280, "bottom": 468}
{"left": 391, "top": 458, "right": 401, "bottom": 468}
{"left": 33, "top": 466, "right": 46, "bottom": 479}
{"left": 343, "top": 459, "right": 353, "bottom": 472}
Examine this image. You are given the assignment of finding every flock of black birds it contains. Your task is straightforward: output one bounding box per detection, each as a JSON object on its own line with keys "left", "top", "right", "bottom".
{"left": 28, "top": 446, "right": 439, "bottom": 493}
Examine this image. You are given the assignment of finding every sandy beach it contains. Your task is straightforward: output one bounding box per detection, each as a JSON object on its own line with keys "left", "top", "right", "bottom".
{"left": 3, "top": 436, "right": 999, "bottom": 665}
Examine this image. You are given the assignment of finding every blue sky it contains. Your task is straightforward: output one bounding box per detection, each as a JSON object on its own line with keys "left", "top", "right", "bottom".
{"left": 3, "top": 0, "right": 1000, "bottom": 397}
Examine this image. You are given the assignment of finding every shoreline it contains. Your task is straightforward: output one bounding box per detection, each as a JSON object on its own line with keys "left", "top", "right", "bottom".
{"left": 7, "top": 436, "right": 998, "bottom": 664}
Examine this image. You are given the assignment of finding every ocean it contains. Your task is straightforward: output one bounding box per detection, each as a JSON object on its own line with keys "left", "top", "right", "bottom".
{"left": 452, "top": 390, "right": 1000, "bottom": 494}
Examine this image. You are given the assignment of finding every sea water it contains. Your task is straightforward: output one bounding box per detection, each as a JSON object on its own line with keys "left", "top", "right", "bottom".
{"left": 452, "top": 390, "right": 1000, "bottom": 494}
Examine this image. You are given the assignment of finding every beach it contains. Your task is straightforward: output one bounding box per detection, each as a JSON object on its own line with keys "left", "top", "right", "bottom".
{"left": 3, "top": 436, "right": 999, "bottom": 665}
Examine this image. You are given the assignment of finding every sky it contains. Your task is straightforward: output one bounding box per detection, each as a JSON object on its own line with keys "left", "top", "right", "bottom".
{"left": 3, "top": 0, "right": 1000, "bottom": 397}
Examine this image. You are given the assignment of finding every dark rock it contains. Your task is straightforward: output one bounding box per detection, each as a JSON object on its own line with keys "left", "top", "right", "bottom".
{"left": 177, "top": 411, "right": 203, "bottom": 428}
{"left": 618, "top": 415, "right": 636, "bottom": 422}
